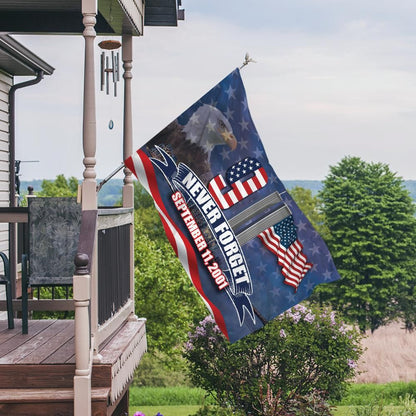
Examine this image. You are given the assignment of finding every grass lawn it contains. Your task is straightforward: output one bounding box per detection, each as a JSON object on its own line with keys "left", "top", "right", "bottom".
{"left": 130, "top": 405, "right": 408, "bottom": 416}
{"left": 130, "top": 405, "right": 201, "bottom": 416}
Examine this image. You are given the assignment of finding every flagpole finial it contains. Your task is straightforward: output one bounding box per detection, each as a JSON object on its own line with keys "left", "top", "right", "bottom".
{"left": 240, "top": 52, "right": 257, "bottom": 69}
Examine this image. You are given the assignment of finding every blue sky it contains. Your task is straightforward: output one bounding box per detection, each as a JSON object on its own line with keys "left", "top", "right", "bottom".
{"left": 14, "top": 0, "right": 416, "bottom": 181}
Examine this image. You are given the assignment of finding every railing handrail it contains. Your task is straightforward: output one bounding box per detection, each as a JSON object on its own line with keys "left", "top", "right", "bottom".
{"left": 98, "top": 206, "right": 133, "bottom": 216}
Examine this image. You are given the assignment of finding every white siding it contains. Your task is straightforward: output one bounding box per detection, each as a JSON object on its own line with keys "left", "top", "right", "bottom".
{"left": 0, "top": 72, "right": 10, "bottom": 279}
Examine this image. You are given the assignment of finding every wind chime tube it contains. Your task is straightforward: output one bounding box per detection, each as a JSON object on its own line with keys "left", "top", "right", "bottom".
{"left": 111, "top": 51, "right": 117, "bottom": 97}
{"left": 105, "top": 55, "right": 109, "bottom": 95}
{"left": 100, "top": 52, "right": 105, "bottom": 91}
{"left": 116, "top": 52, "right": 120, "bottom": 82}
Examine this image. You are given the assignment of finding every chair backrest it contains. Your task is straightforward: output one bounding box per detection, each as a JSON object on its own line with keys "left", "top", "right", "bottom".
{"left": 28, "top": 197, "right": 81, "bottom": 285}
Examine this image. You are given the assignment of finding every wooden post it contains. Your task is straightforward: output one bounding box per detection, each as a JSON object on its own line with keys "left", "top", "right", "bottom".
{"left": 122, "top": 34, "right": 134, "bottom": 208}
{"left": 122, "top": 35, "right": 136, "bottom": 320}
{"left": 81, "top": 0, "right": 99, "bottom": 356}
{"left": 73, "top": 254, "right": 92, "bottom": 416}
{"left": 75, "top": 1, "right": 97, "bottom": 414}
{"left": 81, "top": 1, "right": 98, "bottom": 211}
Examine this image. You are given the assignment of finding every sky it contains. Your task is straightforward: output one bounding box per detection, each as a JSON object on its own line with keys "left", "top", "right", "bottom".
{"left": 13, "top": 0, "right": 416, "bottom": 182}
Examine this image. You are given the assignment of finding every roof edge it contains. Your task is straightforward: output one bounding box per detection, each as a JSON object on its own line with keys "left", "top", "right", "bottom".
{"left": 0, "top": 34, "right": 54, "bottom": 76}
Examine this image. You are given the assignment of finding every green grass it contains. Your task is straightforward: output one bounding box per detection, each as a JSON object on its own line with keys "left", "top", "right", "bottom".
{"left": 130, "top": 405, "right": 201, "bottom": 416}
{"left": 335, "top": 381, "right": 416, "bottom": 406}
{"left": 129, "top": 386, "right": 214, "bottom": 406}
{"left": 129, "top": 383, "right": 416, "bottom": 415}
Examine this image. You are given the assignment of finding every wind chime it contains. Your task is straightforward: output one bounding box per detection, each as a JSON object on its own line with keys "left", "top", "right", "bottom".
{"left": 98, "top": 39, "right": 121, "bottom": 130}
{"left": 98, "top": 39, "right": 121, "bottom": 97}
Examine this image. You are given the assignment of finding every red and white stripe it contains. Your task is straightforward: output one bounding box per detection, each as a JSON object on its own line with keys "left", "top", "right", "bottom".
{"left": 258, "top": 226, "right": 313, "bottom": 291}
{"left": 208, "top": 167, "right": 268, "bottom": 209}
{"left": 125, "top": 151, "right": 229, "bottom": 339}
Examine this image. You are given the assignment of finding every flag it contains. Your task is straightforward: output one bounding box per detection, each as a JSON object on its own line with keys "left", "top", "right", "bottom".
{"left": 258, "top": 216, "right": 313, "bottom": 291}
{"left": 125, "top": 68, "right": 340, "bottom": 343}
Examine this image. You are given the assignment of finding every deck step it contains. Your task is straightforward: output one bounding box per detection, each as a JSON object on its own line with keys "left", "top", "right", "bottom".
{"left": 0, "top": 387, "right": 110, "bottom": 416}
{"left": 0, "top": 387, "right": 110, "bottom": 403}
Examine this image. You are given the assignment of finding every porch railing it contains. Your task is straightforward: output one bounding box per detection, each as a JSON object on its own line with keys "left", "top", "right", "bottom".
{"left": 93, "top": 206, "right": 135, "bottom": 349}
{"left": 0, "top": 205, "right": 135, "bottom": 350}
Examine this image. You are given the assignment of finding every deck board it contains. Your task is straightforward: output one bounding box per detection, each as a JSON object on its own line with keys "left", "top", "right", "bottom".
{"left": 0, "top": 320, "right": 71, "bottom": 364}
{"left": 20, "top": 320, "right": 74, "bottom": 364}
{"left": 43, "top": 335, "right": 75, "bottom": 365}
{"left": 0, "top": 317, "right": 146, "bottom": 396}
{"left": 0, "top": 320, "right": 56, "bottom": 358}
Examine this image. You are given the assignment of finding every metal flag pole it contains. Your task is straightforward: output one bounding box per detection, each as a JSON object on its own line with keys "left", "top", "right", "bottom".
{"left": 96, "top": 162, "right": 125, "bottom": 192}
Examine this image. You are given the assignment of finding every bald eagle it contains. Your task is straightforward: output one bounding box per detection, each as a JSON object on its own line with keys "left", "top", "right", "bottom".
{"left": 146, "top": 104, "right": 237, "bottom": 185}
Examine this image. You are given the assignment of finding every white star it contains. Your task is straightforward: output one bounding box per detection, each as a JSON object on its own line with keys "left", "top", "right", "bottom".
{"left": 189, "top": 113, "right": 200, "bottom": 125}
{"left": 323, "top": 270, "right": 332, "bottom": 281}
{"left": 226, "top": 85, "right": 236, "bottom": 100}
{"left": 257, "top": 262, "right": 267, "bottom": 273}
{"left": 311, "top": 244, "right": 320, "bottom": 255}
{"left": 242, "top": 96, "right": 248, "bottom": 111}
{"left": 206, "top": 119, "right": 216, "bottom": 132}
{"left": 296, "top": 220, "right": 307, "bottom": 232}
{"left": 225, "top": 107, "right": 234, "bottom": 120}
{"left": 220, "top": 148, "right": 230, "bottom": 160}
{"left": 286, "top": 292, "right": 296, "bottom": 303}
{"left": 253, "top": 147, "right": 263, "bottom": 159}
{"left": 271, "top": 287, "right": 281, "bottom": 297}
{"left": 239, "top": 138, "right": 249, "bottom": 149}
{"left": 239, "top": 118, "right": 249, "bottom": 131}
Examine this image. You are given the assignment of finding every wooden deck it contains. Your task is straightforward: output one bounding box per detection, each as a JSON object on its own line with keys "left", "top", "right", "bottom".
{"left": 0, "top": 318, "right": 146, "bottom": 415}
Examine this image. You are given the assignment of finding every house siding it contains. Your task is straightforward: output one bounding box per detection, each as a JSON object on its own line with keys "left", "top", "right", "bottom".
{"left": 0, "top": 71, "right": 10, "bottom": 275}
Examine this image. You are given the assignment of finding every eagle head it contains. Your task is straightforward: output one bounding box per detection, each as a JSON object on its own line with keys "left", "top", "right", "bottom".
{"left": 182, "top": 104, "right": 237, "bottom": 153}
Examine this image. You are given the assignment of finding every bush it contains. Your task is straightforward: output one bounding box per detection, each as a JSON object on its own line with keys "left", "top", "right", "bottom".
{"left": 184, "top": 304, "right": 362, "bottom": 415}
{"left": 132, "top": 353, "right": 190, "bottom": 387}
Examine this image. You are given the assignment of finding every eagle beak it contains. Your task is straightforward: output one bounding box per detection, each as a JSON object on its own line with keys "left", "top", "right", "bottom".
{"left": 221, "top": 130, "right": 237, "bottom": 151}
{"left": 227, "top": 134, "right": 237, "bottom": 151}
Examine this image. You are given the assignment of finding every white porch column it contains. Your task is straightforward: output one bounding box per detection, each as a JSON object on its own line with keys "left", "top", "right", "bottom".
{"left": 75, "top": 2, "right": 97, "bottom": 415}
{"left": 121, "top": 35, "right": 137, "bottom": 320}
{"left": 81, "top": 0, "right": 99, "bottom": 348}
{"left": 122, "top": 34, "right": 134, "bottom": 209}
{"left": 81, "top": 0, "right": 98, "bottom": 211}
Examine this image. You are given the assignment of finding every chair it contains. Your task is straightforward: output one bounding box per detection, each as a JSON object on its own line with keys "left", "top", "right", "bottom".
{"left": 0, "top": 252, "right": 13, "bottom": 329}
{"left": 21, "top": 197, "right": 81, "bottom": 334}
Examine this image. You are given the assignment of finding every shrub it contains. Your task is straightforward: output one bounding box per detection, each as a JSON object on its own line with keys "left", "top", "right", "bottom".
{"left": 184, "top": 304, "right": 362, "bottom": 415}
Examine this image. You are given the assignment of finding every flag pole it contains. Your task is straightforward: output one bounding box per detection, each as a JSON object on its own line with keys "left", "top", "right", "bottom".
{"left": 96, "top": 162, "right": 125, "bottom": 192}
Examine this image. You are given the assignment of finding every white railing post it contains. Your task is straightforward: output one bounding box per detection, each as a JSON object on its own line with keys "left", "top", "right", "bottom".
{"left": 73, "top": 254, "right": 92, "bottom": 416}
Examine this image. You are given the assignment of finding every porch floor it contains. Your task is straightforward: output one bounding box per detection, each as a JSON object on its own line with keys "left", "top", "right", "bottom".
{"left": 0, "top": 318, "right": 146, "bottom": 415}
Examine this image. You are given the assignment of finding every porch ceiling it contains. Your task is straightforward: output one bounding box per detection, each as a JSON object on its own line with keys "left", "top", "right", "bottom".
{"left": 0, "top": 0, "right": 143, "bottom": 36}
{"left": 0, "top": 0, "right": 182, "bottom": 36}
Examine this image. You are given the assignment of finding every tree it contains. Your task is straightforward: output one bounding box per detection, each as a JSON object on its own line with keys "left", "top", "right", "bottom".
{"left": 317, "top": 156, "right": 416, "bottom": 332}
{"left": 289, "top": 186, "right": 329, "bottom": 239}
{"left": 134, "top": 209, "right": 206, "bottom": 362}
{"left": 38, "top": 174, "right": 79, "bottom": 197}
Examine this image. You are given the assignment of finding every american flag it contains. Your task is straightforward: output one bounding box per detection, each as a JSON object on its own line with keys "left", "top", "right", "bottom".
{"left": 209, "top": 157, "right": 268, "bottom": 209}
{"left": 258, "top": 215, "right": 313, "bottom": 291}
